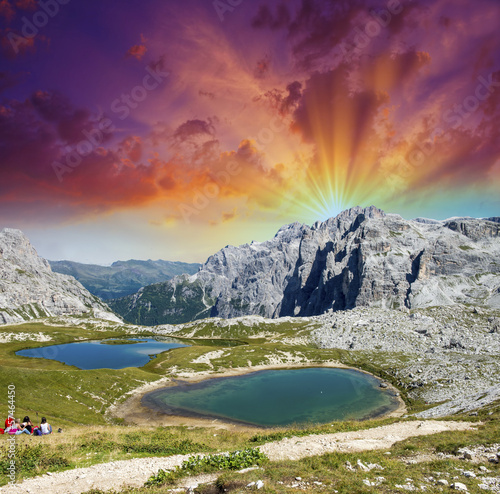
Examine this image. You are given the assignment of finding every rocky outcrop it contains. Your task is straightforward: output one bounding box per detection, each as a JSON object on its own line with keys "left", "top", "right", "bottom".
{"left": 0, "top": 228, "right": 120, "bottom": 324}
{"left": 110, "top": 206, "right": 500, "bottom": 325}
{"left": 312, "top": 305, "right": 500, "bottom": 416}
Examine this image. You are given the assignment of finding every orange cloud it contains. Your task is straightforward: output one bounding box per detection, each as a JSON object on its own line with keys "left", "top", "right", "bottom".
{"left": 222, "top": 209, "right": 237, "bottom": 222}
{"left": 126, "top": 34, "right": 147, "bottom": 60}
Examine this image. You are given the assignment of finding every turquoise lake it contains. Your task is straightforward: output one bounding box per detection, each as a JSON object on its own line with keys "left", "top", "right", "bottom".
{"left": 16, "top": 338, "right": 189, "bottom": 370}
{"left": 142, "top": 367, "right": 400, "bottom": 427}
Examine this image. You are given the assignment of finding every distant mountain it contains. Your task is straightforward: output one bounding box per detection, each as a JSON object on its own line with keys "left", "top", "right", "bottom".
{"left": 109, "top": 206, "right": 500, "bottom": 326}
{"left": 49, "top": 259, "right": 201, "bottom": 300}
{"left": 0, "top": 229, "right": 120, "bottom": 325}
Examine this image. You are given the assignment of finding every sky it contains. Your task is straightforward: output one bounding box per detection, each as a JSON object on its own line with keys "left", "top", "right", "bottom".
{"left": 0, "top": 0, "right": 499, "bottom": 264}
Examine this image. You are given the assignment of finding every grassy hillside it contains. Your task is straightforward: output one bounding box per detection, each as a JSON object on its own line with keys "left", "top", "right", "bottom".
{"left": 0, "top": 315, "right": 498, "bottom": 492}
{"left": 108, "top": 278, "right": 216, "bottom": 325}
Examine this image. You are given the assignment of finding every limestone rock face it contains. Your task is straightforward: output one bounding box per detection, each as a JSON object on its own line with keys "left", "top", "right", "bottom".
{"left": 110, "top": 207, "right": 500, "bottom": 325}
{"left": 0, "top": 228, "right": 120, "bottom": 325}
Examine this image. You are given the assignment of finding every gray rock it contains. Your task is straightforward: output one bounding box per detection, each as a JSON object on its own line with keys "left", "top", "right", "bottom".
{"left": 489, "top": 317, "right": 500, "bottom": 333}
{"left": 310, "top": 305, "right": 500, "bottom": 418}
{"left": 112, "top": 206, "right": 500, "bottom": 325}
{"left": 0, "top": 228, "right": 120, "bottom": 325}
{"left": 356, "top": 459, "right": 370, "bottom": 472}
{"left": 451, "top": 482, "right": 468, "bottom": 491}
{"left": 462, "top": 450, "right": 474, "bottom": 460}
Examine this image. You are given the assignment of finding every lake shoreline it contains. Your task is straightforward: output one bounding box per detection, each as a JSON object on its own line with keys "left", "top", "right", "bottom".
{"left": 111, "top": 362, "right": 407, "bottom": 431}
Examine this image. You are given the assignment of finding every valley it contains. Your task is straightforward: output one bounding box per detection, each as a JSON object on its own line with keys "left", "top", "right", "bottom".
{"left": 0, "top": 306, "right": 499, "bottom": 493}
{"left": 0, "top": 208, "right": 499, "bottom": 493}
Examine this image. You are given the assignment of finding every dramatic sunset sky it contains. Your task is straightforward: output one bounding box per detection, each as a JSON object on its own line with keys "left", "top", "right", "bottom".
{"left": 1, "top": 0, "right": 499, "bottom": 264}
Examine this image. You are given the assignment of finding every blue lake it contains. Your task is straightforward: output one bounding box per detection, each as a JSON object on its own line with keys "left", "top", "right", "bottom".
{"left": 16, "top": 338, "right": 189, "bottom": 370}
{"left": 142, "top": 367, "right": 400, "bottom": 427}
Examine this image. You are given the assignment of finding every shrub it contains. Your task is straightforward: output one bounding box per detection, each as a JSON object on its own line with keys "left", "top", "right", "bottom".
{"left": 145, "top": 448, "right": 268, "bottom": 487}
{"left": 0, "top": 444, "right": 69, "bottom": 476}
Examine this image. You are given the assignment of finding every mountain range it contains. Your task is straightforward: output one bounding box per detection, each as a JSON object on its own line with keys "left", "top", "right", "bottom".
{"left": 2, "top": 206, "right": 499, "bottom": 327}
{"left": 0, "top": 228, "right": 119, "bottom": 325}
{"left": 109, "top": 206, "right": 500, "bottom": 325}
{"left": 49, "top": 259, "right": 201, "bottom": 300}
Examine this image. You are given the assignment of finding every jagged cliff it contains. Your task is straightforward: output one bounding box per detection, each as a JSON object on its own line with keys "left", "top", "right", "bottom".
{"left": 0, "top": 228, "right": 120, "bottom": 324}
{"left": 109, "top": 206, "right": 500, "bottom": 325}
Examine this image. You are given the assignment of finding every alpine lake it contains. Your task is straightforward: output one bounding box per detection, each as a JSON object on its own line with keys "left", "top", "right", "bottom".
{"left": 17, "top": 338, "right": 400, "bottom": 427}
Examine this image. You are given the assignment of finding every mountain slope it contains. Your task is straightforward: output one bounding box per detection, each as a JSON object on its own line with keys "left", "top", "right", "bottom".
{"left": 49, "top": 259, "right": 201, "bottom": 300}
{"left": 109, "top": 206, "right": 500, "bottom": 326}
{"left": 0, "top": 228, "right": 120, "bottom": 324}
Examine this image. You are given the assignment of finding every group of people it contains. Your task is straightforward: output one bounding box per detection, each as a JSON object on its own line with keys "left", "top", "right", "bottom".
{"left": 1, "top": 415, "right": 53, "bottom": 435}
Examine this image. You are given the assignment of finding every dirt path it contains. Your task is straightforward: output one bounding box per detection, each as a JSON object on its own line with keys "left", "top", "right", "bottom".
{"left": 259, "top": 420, "right": 477, "bottom": 461}
{"left": 0, "top": 421, "right": 476, "bottom": 494}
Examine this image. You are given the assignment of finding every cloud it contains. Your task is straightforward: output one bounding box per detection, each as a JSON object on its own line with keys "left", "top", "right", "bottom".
{"left": 0, "top": 70, "right": 22, "bottom": 93}
{"left": 30, "top": 90, "right": 106, "bottom": 145}
{"left": 0, "top": 0, "right": 50, "bottom": 57}
{"left": 252, "top": 0, "right": 365, "bottom": 70}
{"left": 173, "top": 118, "right": 216, "bottom": 141}
{"left": 0, "top": 27, "right": 38, "bottom": 57}
{"left": 0, "top": 0, "right": 15, "bottom": 21}
{"left": 264, "top": 80, "right": 302, "bottom": 115}
{"left": 291, "top": 64, "right": 386, "bottom": 144}
{"left": 252, "top": 2, "right": 291, "bottom": 30}
{"left": 2, "top": 0, "right": 500, "bottom": 230}
{"left": 14, "top": 0, "right": 36, "bottom": 9}
{"left": 0, "top": 94, "right": 155, "bottom": 222}
{"left": 120, "top": 136, "right": 143, "bottom": 163}
{"left": 167, "top": 118, "right": 220, "bottom": 162}
{"left": 199, "top": 89, "right": 215, "bottom": 100}
{"left": 222, "top": 209, "right": 237, "bottom": 222}
{"left": 0, "top": 98, "right": 60, "bottom": 185}
{"left": 126, "top": 34, "right": 147, "bottom": 60}
{"left": 254, "top": 55, "right": 271, "bottom": 79}
{"left": 0, "top": 91, "right": 291, "bottom": 226}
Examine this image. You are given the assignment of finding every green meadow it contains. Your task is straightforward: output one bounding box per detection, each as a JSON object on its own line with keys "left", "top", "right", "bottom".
{"left": 0, "top": 318, "right": 498, "bottom": 493}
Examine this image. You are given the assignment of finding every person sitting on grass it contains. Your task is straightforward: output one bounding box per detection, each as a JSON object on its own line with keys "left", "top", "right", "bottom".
{"left": 2, "top": 415, "right": 14, "bottom": 434}
{"left": 40, "top": 417, "right": 52, "bottom": 435}
{"left": 22, "top": 416, "right": 34, "bottom": 434}
{"left": 10, "top": 418, "right": 31, "bottom": 435}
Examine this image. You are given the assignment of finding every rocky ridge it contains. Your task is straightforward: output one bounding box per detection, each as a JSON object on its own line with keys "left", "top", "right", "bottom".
{"left": 0, "top": 228, "right": 120, "bottom": 325}
{"left": 110, "top": 206, "right": 500, "bottom": 325}
{"left": 312, "top": 306, "right": 500, "bottom": 417}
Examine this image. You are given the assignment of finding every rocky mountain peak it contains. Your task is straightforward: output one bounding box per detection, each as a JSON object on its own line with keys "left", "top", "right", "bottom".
{"left": 0, "top": 228, "right": 120, "bottom": 325}
{"left": 0, "top": 228, "right": 50, "bottom": 274}
{"left": 444, "top": 218, "right": 500, "bottom": 240}
{"left": 110, "top": 206, "right": 500, "bottom": 326}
